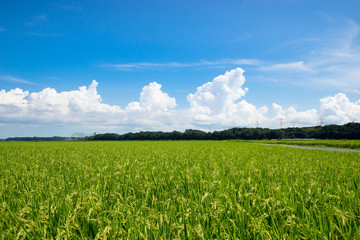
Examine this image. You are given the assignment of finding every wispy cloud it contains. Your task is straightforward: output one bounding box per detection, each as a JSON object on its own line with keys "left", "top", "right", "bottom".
{"left": 281, "top": 37, "right": 321, "bottom": 46}
{"left": 25, "top": 14, "right": 47, "bottom": 26}
{"left": 23, "top": 14, "right": 62, "bottom": 37}
{"left": 0, "top": 75, "right": 36, "bottom": 85}
{"left": 101, "top": 58, "right": 260, "bottom": 71}
{"left": 261, "top": 61, "right": 314, "bottom": 73}
{"left": 230, "top": 33, "right": 252, "bottom": 43}
{"left": 256, "top": 20, "right": 360, "bottom": 90}
{"left": 26, "top": 32, "right": 61, "bottom": 37}
{"left": 53, "top": 1, "right": 82, "bottom": 11}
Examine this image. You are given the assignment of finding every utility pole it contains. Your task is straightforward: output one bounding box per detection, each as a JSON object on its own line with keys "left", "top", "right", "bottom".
{"left": 320, "top": 115, "right": 324, "bottom": 126}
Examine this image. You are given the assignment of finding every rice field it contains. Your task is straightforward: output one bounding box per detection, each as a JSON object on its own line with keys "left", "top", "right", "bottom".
{"left": 1, "top": 141, "right": 359, "bottom": 239}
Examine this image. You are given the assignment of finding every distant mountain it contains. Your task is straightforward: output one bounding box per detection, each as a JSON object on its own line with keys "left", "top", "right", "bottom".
{"left": 70, "top": 132, "right": 89, "bottom": 138}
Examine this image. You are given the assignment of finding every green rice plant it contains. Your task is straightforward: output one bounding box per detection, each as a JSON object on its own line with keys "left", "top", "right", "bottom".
{"left": 0, "top": 141, "right": 359, "bottom": 239}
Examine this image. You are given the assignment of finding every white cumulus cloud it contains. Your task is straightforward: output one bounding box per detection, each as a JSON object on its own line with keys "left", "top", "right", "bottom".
{"left": 269, "top": 103, "right": 319, "bottom": 127}
{"left": 187, "top": 68, "right": 267, "bottom": 126}
{"left": 138, "top": 82, "right": 176, "bottom": 111}
{"left": 186, "top": 67, "right": 323, "bottom": 128}
{"left": 122, "top": 82, "right": 180, "bottom": 130}
{"left": 320, "top": 93, "right": 360, "bottom": 124}
{"left": 0, "top": 80, "right": 122, "bottom": 124}
{"left": 126, "top": 82, "right": 176, "bottom": 112}
{"left": 1, "top": 68, "right": 359, "bottom": 136}
{"left": 0, "top": 80, "right": 179, "bottom": 130}
{"left": 0, "top": 88, "right": 29, "bottom": 105}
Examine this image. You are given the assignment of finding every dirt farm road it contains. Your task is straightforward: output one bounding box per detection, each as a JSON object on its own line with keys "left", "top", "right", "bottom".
{"left": 256, "top": 143, "right": 360, "bottom": 153}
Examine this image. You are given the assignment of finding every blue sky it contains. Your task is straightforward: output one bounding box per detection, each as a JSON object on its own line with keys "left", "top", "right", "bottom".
{"left": 1, "top": 0, "right": 360, "bottom": 138}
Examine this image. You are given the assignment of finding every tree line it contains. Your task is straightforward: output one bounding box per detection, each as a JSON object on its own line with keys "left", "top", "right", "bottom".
{"left": 84, "top": 122, "right": 360, "bottom": 141}
{"left": 3, "top": 136, "right": 68, "bottom": 142}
